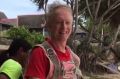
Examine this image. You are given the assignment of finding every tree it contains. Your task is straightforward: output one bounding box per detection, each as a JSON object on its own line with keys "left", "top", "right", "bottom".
{"left": 78, "top": 0, "right": 120, "bottom": 44}
{"left": 31, "top": 0, "right": 48, "bottom": 11}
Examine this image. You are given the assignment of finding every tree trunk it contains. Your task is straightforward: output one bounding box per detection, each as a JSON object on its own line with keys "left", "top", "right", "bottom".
{"left": 112, "top": 24, "right": 120, "bottom": 46}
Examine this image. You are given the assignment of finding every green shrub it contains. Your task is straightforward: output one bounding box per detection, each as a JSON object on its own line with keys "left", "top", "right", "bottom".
{"left": 7, "top": 26, "right": 44, "bottom": 46}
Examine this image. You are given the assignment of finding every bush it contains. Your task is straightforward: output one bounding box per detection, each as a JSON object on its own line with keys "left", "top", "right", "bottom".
{"left": 7, "top": 26, "right": 44, "bottom": 46}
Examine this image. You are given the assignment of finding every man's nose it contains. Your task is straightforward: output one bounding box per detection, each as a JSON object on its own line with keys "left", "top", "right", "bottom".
{"left": 61, "top": 22, "right": 66, "bottom": 29}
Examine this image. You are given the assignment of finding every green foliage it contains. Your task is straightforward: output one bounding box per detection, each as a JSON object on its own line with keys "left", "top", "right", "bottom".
{"left": 85, "top": 18, "right": 94, "bottom": 30}
{"left": 7, "top": 26, "right": 30, "bottom": 39}
{"left": 7, "top": 26, "right": 44, "bottom": 46}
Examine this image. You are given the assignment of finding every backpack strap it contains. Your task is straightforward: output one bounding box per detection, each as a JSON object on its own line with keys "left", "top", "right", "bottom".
{"left": 66, "top": 46, "right": 80, "bottom": 67}
{"left": 66, "top": 46, "right": 83, "bottom": 79}
{"left": 36, "top": 42, "right": 83, "bottom": 79}
{"left": 35, "top": 41, "right": 61, "bottom": 79}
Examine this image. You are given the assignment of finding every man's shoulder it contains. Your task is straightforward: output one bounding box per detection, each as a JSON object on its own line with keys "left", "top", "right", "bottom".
{"left": 32, "top": 44, "right": 45, "bottom": 52}
{"left": 31, "top": 44, "right": 48, "bottom": 57}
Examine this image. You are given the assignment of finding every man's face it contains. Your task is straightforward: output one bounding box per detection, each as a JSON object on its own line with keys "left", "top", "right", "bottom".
{"left": 49, "top": 8, "right": 73, "bottom": 42}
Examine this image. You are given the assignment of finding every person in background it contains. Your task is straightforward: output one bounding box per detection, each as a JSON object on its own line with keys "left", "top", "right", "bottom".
{"left": 0, "top": 38, "right": 32, "bottom": 79}
{"left": 25, "top": 3, "right": 83, "bottom": 79}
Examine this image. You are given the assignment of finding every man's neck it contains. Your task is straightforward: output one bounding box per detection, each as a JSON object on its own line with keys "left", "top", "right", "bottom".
{"left": 52, "top": 39, "right": 67, "bottom": 53}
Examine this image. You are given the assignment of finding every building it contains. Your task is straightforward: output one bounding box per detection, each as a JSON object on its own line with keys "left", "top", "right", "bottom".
{"left": 0, "top": 11, "right": 7, "bottom": 19}
{"left": 17, "top": 14, "right": 45, "bottom": 32}
{"left": 0, "top": 12, "right": 46, "bottom": 33}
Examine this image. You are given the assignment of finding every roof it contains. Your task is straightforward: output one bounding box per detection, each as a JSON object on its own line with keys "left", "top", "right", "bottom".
{"left": 0, "top": 23, "right": 13, "bottom": 27}
{"left": 0, "top": 18, "right": 17, "bottom": 26}
{"left": 75, "top": 25, "right": 86, "bottom": 33}
{"left": 18, "top": 14, "right": 45, "bottom": 28}
{"left": 0, "top": 11, "right": 7, "bottom": 19}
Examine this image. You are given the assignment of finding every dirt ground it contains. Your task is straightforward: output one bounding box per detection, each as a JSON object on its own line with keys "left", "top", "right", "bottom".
{"left": 84, "top": 74, "right": 120, "bottom": 79}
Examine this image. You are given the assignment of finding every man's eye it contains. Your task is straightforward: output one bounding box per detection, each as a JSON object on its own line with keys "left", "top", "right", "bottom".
{"left": 66, "top": 22, "right": 70, "bottom": 24}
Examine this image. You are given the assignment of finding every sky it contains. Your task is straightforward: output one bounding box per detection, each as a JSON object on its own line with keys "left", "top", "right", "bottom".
{"left": 0, "top": 0, "right": 64, "bottom": 19}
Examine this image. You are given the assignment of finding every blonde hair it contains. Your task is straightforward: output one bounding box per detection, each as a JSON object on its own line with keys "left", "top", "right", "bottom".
{"left": 46, "top": 3, "right": 73, "bottom": 24}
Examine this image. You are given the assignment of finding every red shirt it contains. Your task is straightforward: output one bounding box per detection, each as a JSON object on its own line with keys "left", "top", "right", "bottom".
{"left": 24, "top": 39, "right": 71, "bottom": 79}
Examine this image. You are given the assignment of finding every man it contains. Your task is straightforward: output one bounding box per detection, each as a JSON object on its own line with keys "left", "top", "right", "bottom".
{"left": 0, "top": 38, "right": 32, "bottom": 79}
{"left": 25, "top": 3, "right": 82, "bottom": 79}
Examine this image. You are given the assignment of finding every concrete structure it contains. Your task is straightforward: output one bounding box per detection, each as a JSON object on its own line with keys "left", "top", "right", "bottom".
{"left": 0, "top": 45, "right": 9, "bottom": 52}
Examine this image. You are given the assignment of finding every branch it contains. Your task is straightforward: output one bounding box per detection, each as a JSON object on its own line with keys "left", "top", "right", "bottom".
{"left": 79, "top": 1, "right": 98, "bottom": 16}
{"left": 107, "top": 0, "right": 110, "bottom": 8}
{"left": 95, "top": 0, "right": 102, "bottom": 20}
{"left": 85, "top": 0, "right": 94, "bottom": 20}
{"left": 79, "top": 23, "right": 102, "bottom": 43}
{"left": 112, "top": 24, "right": 120, "bottom": 46}
{"left": 98, "top": 0, "right": 120, "bottom": 27}
{"left": 101, "top": 0, "right": 120, "bottom": 19}
{"left": 79, "top": 23, "right": 89, "bottom": 33}
{"left": 103, "top": 7, "right": 120, "bottom": 23}
{"left": 112, "top": 2, "right": 120, "bottom": 9}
